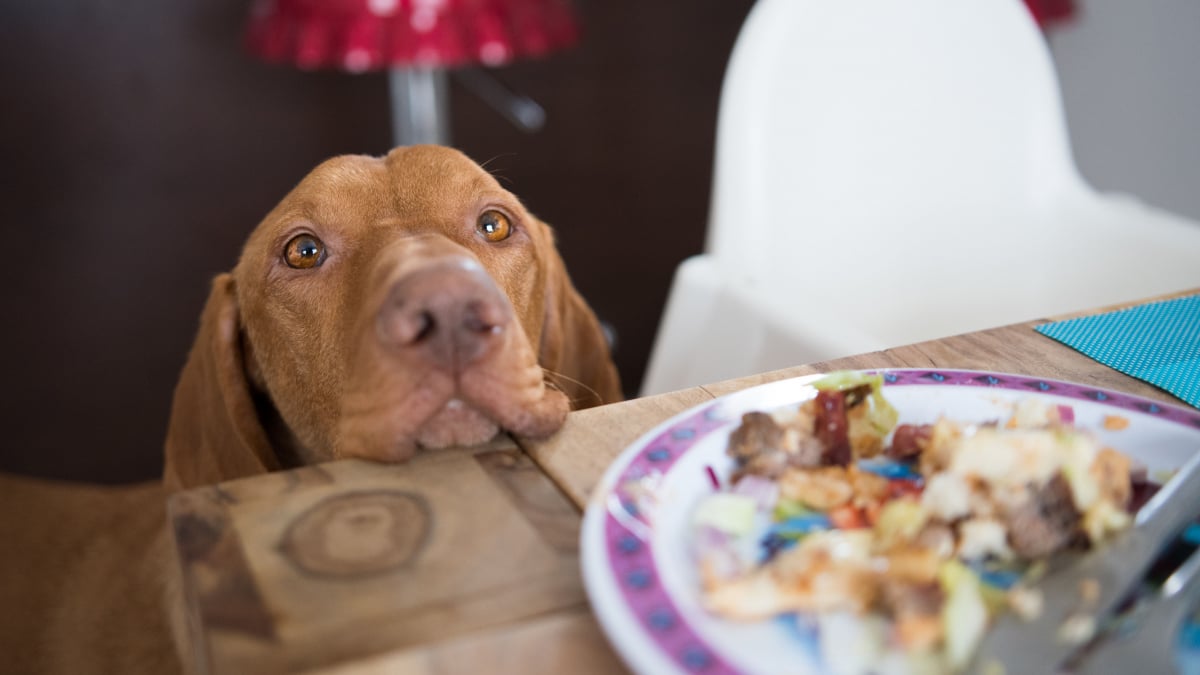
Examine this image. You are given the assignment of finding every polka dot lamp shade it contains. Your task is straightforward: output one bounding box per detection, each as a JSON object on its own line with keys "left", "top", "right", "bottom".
{"left": 245, "top": 0, "right": 581, "bottom": 72}
{"left": 1024, "top": 0, "right": 1075, "bottom": 27}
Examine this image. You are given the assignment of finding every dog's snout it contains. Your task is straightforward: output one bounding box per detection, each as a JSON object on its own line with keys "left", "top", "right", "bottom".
{"left": 376, "top": 261, "right": 511, "bottom": 371}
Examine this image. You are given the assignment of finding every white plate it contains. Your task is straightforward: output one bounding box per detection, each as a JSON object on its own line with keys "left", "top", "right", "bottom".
{"left": 580, "top": 369, "right": 1200, "bottom": 675}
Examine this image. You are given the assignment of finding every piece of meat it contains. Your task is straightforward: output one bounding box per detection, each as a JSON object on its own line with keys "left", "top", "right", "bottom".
{"left": 727, "top": 412, "right": 789, "bottom": 478}
{"left": 1003, "top": 473, "right": 1084, "bottom": 558}
{"left": 729, "top": 412, "right": 783, "bottom": 458}
{"left": 1129, "top": 478, "right": 1159, "bottom": 514}
{"left": 728, "top": 408, "right": 829, "bottom": 479}
{"left": 814, "top": 390, "right": 851, "bottom": 466}
{"left": 888, "top": 424, "right": 933, "bottom": 460}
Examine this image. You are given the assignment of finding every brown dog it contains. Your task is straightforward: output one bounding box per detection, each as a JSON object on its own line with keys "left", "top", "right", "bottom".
{"left": 0, "top": 145, "right": 621, "bottom": 673}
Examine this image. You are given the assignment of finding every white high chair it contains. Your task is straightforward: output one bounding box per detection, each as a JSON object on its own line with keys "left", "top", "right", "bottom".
{"left": 639, "top": 0, "right": 1200, "bottom": 396}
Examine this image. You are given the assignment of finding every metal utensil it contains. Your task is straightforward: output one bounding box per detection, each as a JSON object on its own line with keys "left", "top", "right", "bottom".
{"left": 969, "top": 449, "right": 1200, "bottom": 674}
{"left": 1073, "top": 542, "right": 1200, "bottom": 674}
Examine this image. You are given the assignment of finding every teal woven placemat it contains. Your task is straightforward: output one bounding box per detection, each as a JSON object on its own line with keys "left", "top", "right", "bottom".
{"left": 1035, "top": 293, "right": 1200, "bottom": 409}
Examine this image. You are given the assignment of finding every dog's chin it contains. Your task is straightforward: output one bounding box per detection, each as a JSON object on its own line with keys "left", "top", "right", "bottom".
{"left": 414, "top": 398, "right": 501, "bottom": 450}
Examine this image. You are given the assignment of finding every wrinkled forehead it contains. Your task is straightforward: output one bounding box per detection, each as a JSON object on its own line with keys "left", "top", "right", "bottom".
{"left": 245, "top": 146, "right": 508, "bottom": 245}
{"left": 302, "top": 146, "right": 502, "bottom": 215}
{"left": 382, "top": 145, "right": 504, "bottom": 206}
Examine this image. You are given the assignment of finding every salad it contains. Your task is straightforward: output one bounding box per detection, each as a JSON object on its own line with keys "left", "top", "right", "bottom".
{"left": 690, "top": 371, "right": 1140, "bottom": 674}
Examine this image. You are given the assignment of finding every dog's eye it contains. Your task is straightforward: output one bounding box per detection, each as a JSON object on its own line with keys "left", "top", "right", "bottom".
{"left": 477, "top": 210, "right": 512, "bottom": 242}
{"left": 283, "top": 234, "right": 326, "bottom": 269}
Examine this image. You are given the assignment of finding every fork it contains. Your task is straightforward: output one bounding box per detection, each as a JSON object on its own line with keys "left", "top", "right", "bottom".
{"left": 1072, "top": 543, "right": 1200, "bottom": 674}
{"left": 969, "top": 449, "right": 1200, "bottom": 674}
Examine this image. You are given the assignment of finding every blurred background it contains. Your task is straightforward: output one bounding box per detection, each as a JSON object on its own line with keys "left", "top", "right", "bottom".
{"left": 1, "top": 0, "right": 1197, "bottom": 484}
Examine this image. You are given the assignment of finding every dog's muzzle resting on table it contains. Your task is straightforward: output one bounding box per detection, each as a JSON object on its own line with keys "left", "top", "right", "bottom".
{"left": 0, "top": 145, "right": 621, "bottom": 674}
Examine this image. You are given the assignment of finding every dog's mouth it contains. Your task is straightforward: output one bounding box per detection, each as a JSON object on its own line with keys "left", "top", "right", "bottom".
{"left": 334, "top": 363, "right": 570, "bottom": 464}
{"left": 412, "top": 397, "right": 500, "bottom": 450}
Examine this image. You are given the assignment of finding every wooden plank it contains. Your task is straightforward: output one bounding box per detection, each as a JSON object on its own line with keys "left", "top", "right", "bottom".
{"left": 516, "top": 387, "right": 715, "bottom": 509}
{"left": 703, "top": 320, "right": 1191, "bottom": 402}
{"left": 301, "top": 609, "right": 626, "bottom": 675}
{"left": 170, "top": 440, "right": 588, "bottom": 675}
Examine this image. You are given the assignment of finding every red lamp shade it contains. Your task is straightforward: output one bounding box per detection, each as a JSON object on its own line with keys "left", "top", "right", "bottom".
{"left": 245, "top": 0, "right": 581, "bottom": 73}
{"left": 1024, "top": 0, "right": 1076, "bottom": 28}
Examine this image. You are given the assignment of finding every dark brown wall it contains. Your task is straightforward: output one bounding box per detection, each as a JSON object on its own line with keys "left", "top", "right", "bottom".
{"left": 0, "top": 0, "right": 754, "bottom": 483}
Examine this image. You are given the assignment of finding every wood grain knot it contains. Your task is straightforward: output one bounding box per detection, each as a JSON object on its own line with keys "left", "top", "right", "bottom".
{"left": 279, "top": 490, "right": 430, "bottom": 579}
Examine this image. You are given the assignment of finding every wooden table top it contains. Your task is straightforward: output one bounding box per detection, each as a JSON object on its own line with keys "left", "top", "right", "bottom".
{"left": 169, "top": 290, "right": 1197, "bottom": 675}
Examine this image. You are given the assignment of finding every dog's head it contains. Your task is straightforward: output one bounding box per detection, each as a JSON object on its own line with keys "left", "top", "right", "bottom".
{"left": 163, "top": 146, "right": 621, "bottom": 490}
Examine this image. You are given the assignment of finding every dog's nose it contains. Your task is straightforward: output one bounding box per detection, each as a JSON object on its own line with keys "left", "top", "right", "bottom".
{"left": 376, "top": 259, "right": 512, "bottom": 371}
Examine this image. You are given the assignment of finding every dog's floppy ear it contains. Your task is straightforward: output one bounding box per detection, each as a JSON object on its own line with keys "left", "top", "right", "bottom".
{"left": 162, "top": 273, "right": 280, "bottom": 491}
{"left": 539, "top": 241, "right": 623, "bottom": 409}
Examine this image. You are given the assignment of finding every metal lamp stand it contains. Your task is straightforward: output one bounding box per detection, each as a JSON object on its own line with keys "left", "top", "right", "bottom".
{"left": 387, "top": 66, "right": 546, "bottom": 147}
{"left": 388, "top": 67, "right": 452, "bottom": 146}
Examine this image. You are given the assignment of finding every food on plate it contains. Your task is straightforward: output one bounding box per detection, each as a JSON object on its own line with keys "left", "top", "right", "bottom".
{"left": 690, "top": 372, "right": 1139, "bottom": 674}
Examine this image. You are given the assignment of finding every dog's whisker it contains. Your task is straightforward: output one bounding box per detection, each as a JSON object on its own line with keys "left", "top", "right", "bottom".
{"left": 479, "top": 152, "right": 516, "bottom": 168}
{"left": 479, "top": 153, "right": 518, "bottom": 186}
{"left": 541, "top": 367, "right": 603, "bottom": 407}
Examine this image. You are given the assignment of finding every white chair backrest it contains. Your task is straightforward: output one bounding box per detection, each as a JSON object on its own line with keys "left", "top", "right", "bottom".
{"left": 707, "top": 0, "right": 1087, "bottom": 279}
{"left": 640, "top": 0, "right": 1200, "bottom": 396}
